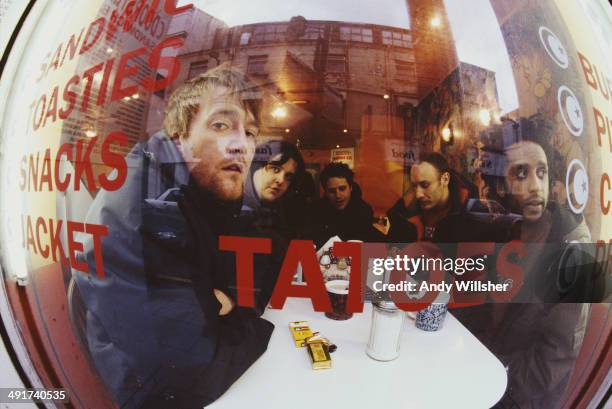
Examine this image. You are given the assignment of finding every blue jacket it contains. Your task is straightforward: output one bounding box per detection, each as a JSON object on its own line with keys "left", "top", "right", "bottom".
{"left": 73, "top": 132, "right": 272, "bottom": 408}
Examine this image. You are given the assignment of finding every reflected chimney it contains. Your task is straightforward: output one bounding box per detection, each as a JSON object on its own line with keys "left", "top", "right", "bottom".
{"left": 408, "top": 0, "right": 459, "bottom": 99}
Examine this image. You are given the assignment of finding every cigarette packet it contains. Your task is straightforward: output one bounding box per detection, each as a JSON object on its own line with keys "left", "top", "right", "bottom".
{"left": 289, "top": 321, "right": 313, "bottom": 348}
{"left": 307, "top": 341, "right": 332, "bottom": 370}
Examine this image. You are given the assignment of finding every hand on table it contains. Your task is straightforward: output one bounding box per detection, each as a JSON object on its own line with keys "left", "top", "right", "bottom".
{"left": 373, "top": 216, "right": 390, "bottom": 235}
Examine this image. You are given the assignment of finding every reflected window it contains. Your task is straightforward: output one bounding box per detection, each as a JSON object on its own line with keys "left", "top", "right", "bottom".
{"left": 248, "top": 55, "right": 268, "bottom": 75}
{"left": 340, "top": 26, "right": 373, "bottom": 43}
{"left": 302, "top": 24, "right": 325, "bottom": 40}
{"left": 394, "top": 59, "right": 415, "bottom": 82}
{"left": 217, "top": 30, "right": 231, "bottom": 48}
{"left": 382, "top": 30, "right": 411, "bottom": 47}
{"left": 240, "top": 31, "right": 252, "bottom": 45}
{"left": 327, "top": 54, "right": 347, "bottom": 73}
{"left": 253, "top": 24, "right": 287, "bottom": 43}
{"left": 188, "top": 60, "right": 209, "bottom": 79}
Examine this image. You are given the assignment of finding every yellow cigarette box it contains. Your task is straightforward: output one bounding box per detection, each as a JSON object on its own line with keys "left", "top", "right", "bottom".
{"left": 289, "top": 321, "right": 313, "bottom": 348}
{"left": 307, "top": 341, "right": 332, "bottom": 370}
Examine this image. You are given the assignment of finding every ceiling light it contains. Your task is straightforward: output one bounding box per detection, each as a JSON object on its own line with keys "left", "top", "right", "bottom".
{"left": 479, "top": 109, "right": 491, "bottom": 127}
{"left": 442, "top": 128, "right": 451, "bottom": 142}
{"left": 272, "top": 106, "right": 287, "bottom": 119}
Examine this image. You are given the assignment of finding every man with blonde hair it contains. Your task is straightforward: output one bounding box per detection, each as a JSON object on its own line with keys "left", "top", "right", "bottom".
{"left": 73, "top": 66, "right": 272, "bottom": 408}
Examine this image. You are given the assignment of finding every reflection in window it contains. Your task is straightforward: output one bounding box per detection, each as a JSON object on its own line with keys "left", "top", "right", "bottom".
{"left": 327, "top": 54, "right": 347, "bottom": 73}
{"left": 240, "top": 31, "right": 252, "bottom": 45}
{"left": 340, "top": 26, "right": 373, "bottom": 43}
{"left": 302, "top": 24, "right": 325, "bottom": 40}
{"left": 253, "top": 24, "right": 287, "bottom": 43}
{"left": 394, "top": 59, "right": 415, "bottom": 82}
{"left": 188, "top": 61, "right": 209, "bottom": 79}
{"left": 382, "top": 30, "right": 411, "bottom": 47}
{"left": 247, "top": 55, "right": 268, "bottom": 75}
{"left": 213, "top": 28, "right": 231, "bottom": 49}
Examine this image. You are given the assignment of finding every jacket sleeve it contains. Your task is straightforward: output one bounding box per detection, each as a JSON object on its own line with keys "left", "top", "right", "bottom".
{"left": 497, "top": 303, "right": 589, "bottom": 408}
{"left": 73, "top": 135, "right": 218, "bottom": 408}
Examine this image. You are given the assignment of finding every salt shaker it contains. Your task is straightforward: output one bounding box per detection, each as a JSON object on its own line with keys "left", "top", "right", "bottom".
{"left": 366, "top": 300, "right": 406, "bottom": 361}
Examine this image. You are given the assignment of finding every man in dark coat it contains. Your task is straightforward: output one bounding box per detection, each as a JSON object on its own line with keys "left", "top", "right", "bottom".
{"left": 304, "top": 162, "right": 380, "bottom": 248}
{"left": 72, "top": 66, "right": 275, "bottom": 409}
{"left": 388, "top": 152, "right": 511, "bottom": 243}
{"left": 454, "top": 124, "right": 592, "bottom": 409}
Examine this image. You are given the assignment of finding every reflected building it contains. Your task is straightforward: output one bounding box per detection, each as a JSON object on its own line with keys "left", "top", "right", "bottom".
{"left": 167, "top": 13, "right": 418, "bottom": 146}
{"left": 158, "top": 2, "right": 502, "bottom": 212}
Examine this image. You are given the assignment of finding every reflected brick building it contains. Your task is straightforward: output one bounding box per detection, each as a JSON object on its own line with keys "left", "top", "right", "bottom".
{"left": 167, "top": 13, "right": 418, "bottom": 150}
{"left": 160, "top": 4, "right": 502, "bottom": 212}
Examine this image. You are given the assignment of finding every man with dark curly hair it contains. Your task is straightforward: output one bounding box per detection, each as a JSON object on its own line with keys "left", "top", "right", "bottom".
{"left": 304, "top": 162, "right": 379, "bottom": 248}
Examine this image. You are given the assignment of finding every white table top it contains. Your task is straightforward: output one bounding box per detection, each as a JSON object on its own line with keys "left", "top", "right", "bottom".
{"left": 209, "top": 298, "right": 507, "bottom": 409}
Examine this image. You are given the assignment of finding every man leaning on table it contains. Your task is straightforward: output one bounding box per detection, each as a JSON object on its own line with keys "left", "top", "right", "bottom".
{"left": 72, "top": 66, "right": 276, "bottom": 409}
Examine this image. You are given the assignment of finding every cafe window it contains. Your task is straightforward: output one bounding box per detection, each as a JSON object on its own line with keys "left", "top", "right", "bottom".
{"left": 327, "top": 54, "right": 347, "bottom": 73}
{"left": 188, "top": 60, "right": 209, "bottom": 79}
{"left": 382, "top": 30, "right": 412, "bottom": 47}
{"left": 339, "top": 26, "right": 373, "bottom": 43}
{"left": 1, "top": 1, "right": 610, "bottom": 409}
{"left": 253, "top": 24, "right": 287, "bottom": 43}
{"left": 247, "top": 55, "right": 268, "bottom": 75}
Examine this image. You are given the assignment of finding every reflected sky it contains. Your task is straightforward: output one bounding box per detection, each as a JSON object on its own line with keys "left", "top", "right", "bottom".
{"left": 444, "top": 0, "right": 518, "bottom": 113}
{"left": 188, "top": 0, "right": 411, "bottom": 28}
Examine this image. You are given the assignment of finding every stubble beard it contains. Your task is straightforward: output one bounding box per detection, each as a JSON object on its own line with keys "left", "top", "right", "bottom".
{"left": 192, "top": 164, "right": 244, "bottom": 202}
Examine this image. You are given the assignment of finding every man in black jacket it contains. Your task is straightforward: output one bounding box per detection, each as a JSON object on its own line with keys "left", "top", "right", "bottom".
{"left": 305, "top": 162, "right": 380, "bottom": 248}
{"left": 455, "top": 119, "right": 592, "bottom": 409}
{"left": 387, "top": 152, "right": 508, "bottom": 243}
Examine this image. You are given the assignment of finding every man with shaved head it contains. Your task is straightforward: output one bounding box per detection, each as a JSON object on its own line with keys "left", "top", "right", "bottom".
{"left": 404, "top": 152, "right": 500, "bottom": 242}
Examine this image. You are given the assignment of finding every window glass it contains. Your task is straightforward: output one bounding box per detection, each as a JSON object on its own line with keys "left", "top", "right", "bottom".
{"left": 0, "top": 1, "right": 609, "bottom": 409}
{"left": 240, "top": 31, "right": 252, "bottom": 45}
{"left": 327, "top": 54, "right": 347, "bottom": 73}
{"left": 247, "top": 54, "right": 268, "bottom": 74}
{"left": 382, "top": 30, "right": 412, "bottom": 47}
{"left": 340, "top": 25, "right": 373, "bottom": 42}
{"left": 188, "top": 60, "right": 209, "bottom": 78}
{"left": 302, "top": 24, "right": 324, "bottom": 39}
{"left": 253, "top": 24, "right": 286, "bottom": 43}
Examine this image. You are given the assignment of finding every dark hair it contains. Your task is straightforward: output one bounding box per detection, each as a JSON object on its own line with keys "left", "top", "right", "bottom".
{"left": 507, "top": 114, "right": 563, "bottom": 181}
{"left": 252, "top": 140, "right": 305, "bottom": 176}
{"left": 514, "top": 114, "right": 556, "bottom": 161}
{"left": 320, "top": 162, "right": 354, "bottom": 187}
{"left": 418, "top": 152, "right": 451, "bottom": 177}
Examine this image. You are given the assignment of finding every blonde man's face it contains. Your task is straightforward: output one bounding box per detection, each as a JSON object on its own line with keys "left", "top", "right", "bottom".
{"left": 180, "top": 86, "right": 258, "bottom": 201}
